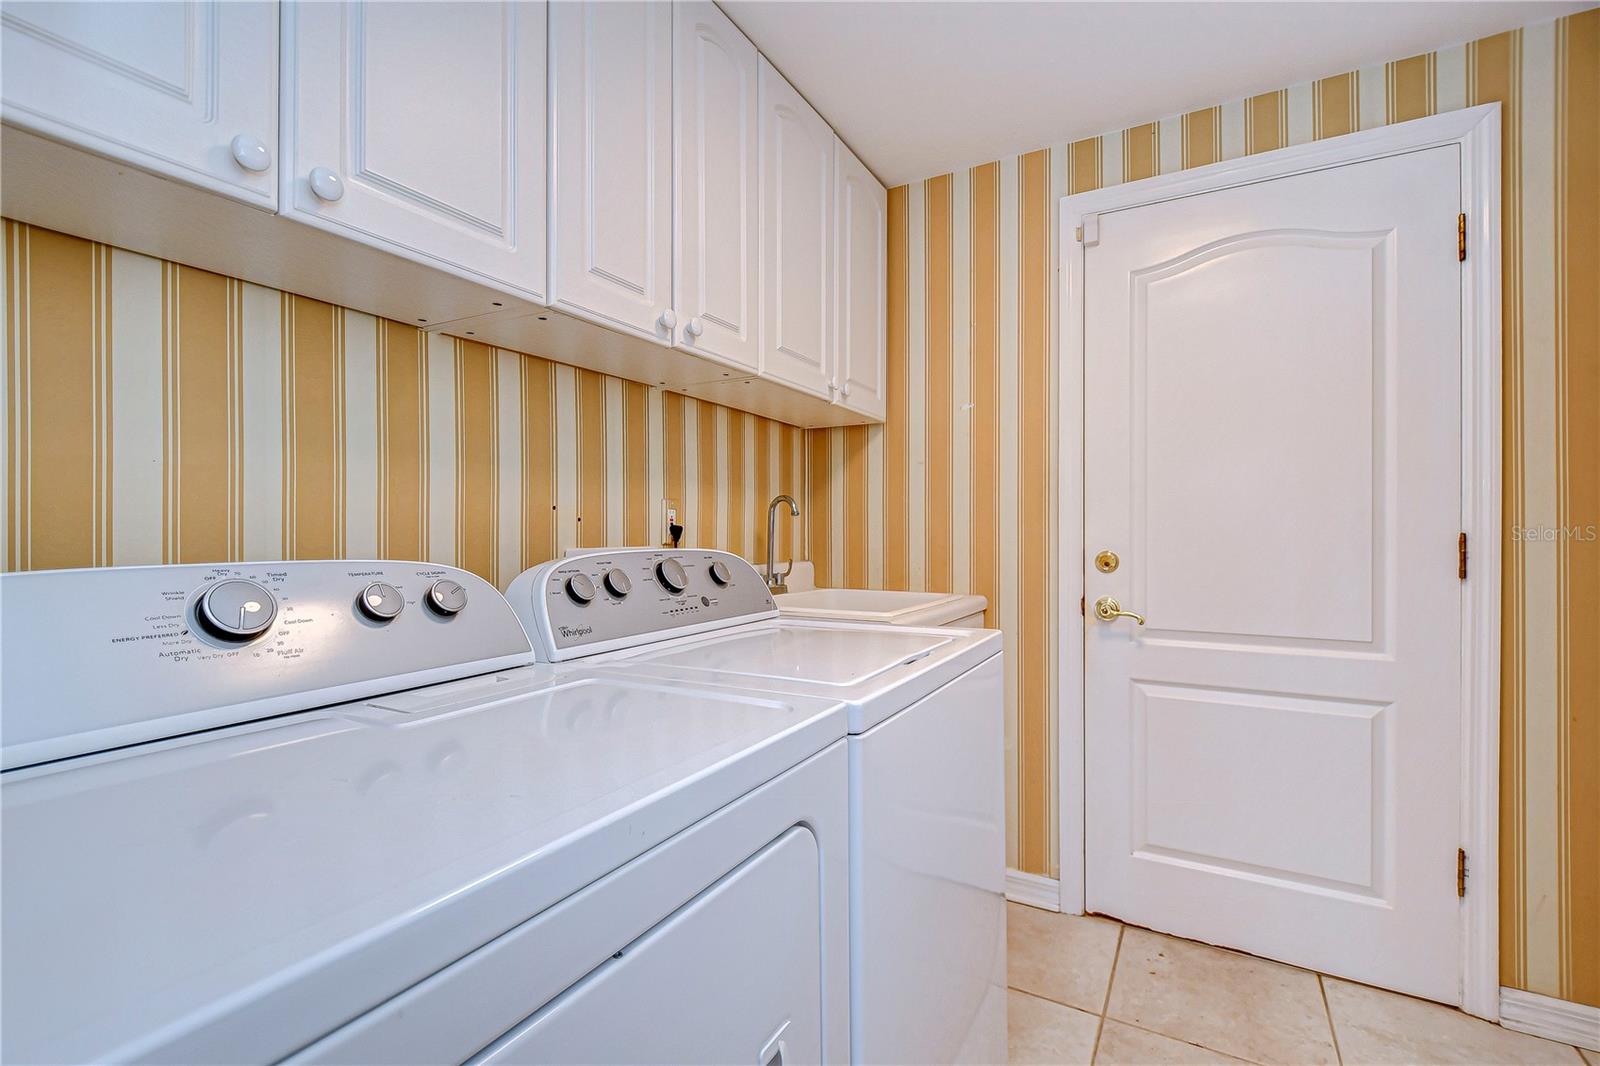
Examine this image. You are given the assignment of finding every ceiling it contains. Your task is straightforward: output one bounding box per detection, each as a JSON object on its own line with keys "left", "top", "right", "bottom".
{"left": 721, "top": 1, "right": 1590, "bottom": 186}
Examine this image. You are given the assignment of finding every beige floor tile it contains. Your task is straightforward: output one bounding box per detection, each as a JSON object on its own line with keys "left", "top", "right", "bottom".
{"left": 1324, "top": 978, "right": 1586, "bottom": 1065}
{"left": 1579, "top": 1048, "right": 1598, "bottom": 1066}
{"left": 1009, "top": 989, "right": 1102, "bottom": 1066}
{"left": 1105, "top": 927, "right": 1337, "bottom": 1065}
{"left": 1007, "top": 902, "right": 1124, "bottom": 1012}
{"left": 1094, "top": 1019, "right": 1252, "bottom": 1065}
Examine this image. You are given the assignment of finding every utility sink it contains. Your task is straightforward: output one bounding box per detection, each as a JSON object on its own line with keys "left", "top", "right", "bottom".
{"left": 775, "top": 587, "right": 988, "bottom": 629}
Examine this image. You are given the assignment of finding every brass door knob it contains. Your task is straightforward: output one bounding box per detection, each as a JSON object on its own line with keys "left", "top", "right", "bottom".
{"left": 1093, "top": 596, "right": 1145, "bottom": 626}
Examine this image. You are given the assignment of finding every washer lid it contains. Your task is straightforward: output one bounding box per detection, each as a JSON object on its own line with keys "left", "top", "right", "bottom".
{"left": 625, "top": 625, "right": 953, "bottom": 685}
{"left": 0, "top": 671, "right": 846, "bottom": 1065}
{"left": 606, "top": 620, "right": 1003, "bottom": 734}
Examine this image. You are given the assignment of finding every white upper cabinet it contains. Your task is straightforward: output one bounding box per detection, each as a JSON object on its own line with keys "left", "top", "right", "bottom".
{"left": 758, "top": 56, "right": 834, "bottom": 400}
{"left": 672, "top": 1, "right": 759, "bottom": 373}
{"left": 832, "top": 137, "right": 887, "bottom": 420}
{"left": 0, "top": 0, "right": 278, "bottom": 207}
{"left": 549, "top": 1, "right": 674, "bottom": 341}
{"left": 283, "top": 1, "right": 546, "bottom": 300}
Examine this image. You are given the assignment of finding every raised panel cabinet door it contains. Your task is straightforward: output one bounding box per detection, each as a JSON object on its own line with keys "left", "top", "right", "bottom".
{"left": 0, "top": 0, "right": 277, "bottom": 207}
{"left": 758, "top": 56, "right": 832, "bottom": 399}
{"left": 832, "top": 138, "right": 886, "bottom": 421}
{"left": 284, "top": 1, "right": 546, "bottom": 301}
{"left": 672, "top": 1, "right": 759, "bottom": 372}
{"left": 549, "top": 0, "right": 673, "bottom": 341}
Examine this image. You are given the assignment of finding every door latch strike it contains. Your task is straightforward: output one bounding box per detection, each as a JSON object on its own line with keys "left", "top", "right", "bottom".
{"left": 1458, "top": 213, "right": 1467, "bottom": 261}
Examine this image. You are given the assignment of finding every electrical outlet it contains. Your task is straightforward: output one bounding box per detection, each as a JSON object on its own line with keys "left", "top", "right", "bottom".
{"left": 662, "top": 499, "right": 679, "bottom": 546}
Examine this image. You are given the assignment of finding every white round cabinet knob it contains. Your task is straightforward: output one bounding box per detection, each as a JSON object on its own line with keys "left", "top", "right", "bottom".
{"left": 229, "top": 134, "right": 271, "bottom": 173}
{"left": 308, "top": 167, "right": 345, "bottom": 202}
{"left": 685, "top": 317, "right": 704, "bottom": 338}
{"left": 657, "top": 308, "right": 677, "bottom": 331}
{"left": 841, "top": 381, "right": 851, "bottom": 398}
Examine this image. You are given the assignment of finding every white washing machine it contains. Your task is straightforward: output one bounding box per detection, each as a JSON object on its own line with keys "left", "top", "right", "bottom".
{"left": 506, "top": 549, "right": 1008, "bottom": 1065}
{"left": 0, "top": 560, "right": 849, "bottom": 1064}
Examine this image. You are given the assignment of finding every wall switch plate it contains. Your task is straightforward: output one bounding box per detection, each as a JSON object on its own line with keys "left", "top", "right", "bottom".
{"left": 662, "top": 499, "right": 679, "bottom": 546}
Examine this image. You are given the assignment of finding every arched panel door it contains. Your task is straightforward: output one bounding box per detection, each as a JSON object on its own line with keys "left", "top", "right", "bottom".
{"left": 1083, "top": 145, "right": 1465, "bottom": 1005}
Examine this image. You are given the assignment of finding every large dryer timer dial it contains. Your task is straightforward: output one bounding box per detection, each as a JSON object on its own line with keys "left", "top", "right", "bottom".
{"left": 195, "top": 579, "right": 278, "bottom": 641}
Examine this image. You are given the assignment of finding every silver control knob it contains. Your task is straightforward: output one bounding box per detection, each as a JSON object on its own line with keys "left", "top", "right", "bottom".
{"left": 196, "top": 579, "right": 277, "bottom": 641}
{"left": 708, "top": 560, "right": 732, "bottom": 586}
{"left": 603, "top": 568, "right": 632, "bottom": 598}
{"left": 426, "top": 579, "right": 468, "bottom": 616}
{"left": 656, "top": 558, "right": 688, "bottom": 594}
{"left": 565, "top": 573, "right": 597, "bottom": 605}
{"left": 357, "top": 581, "right": 404, "bottom": 622}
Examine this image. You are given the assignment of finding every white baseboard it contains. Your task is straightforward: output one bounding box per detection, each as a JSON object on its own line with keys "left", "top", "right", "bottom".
{"left": 1499, "top": 987, "right": 1600, "bottom": 1051}
{"left": 1005, "top": 869, "right": 1061, "bottom": 912}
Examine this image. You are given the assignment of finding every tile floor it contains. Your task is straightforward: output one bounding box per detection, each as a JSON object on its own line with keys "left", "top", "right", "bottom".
{"left": 1006, "top": 903, "right": 1596, "bottom": 1065}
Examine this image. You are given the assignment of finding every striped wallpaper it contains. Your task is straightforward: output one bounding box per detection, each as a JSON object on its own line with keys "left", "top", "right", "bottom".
{"left": 3, "top": 5, "right": 1595, "bottom": 1012}
{"left": 2, "top": 221, "right": 807, "bottom": 591}
{"left": 803, "top": 8, "right": 1599, "bottom": 1006}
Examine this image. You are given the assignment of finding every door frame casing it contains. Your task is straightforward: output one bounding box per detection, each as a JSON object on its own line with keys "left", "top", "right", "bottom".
{"left": 1055, "top": 103, "right": 1502, "bottom": 1020}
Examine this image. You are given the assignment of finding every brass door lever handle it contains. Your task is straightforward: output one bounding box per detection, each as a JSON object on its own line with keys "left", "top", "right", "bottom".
{"left": 1093, "top": 596, "right": 1145, "bottom": 626}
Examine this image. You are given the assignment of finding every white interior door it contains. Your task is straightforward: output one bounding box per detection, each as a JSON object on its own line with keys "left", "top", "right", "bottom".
{"left": 672, "top": 1, "right": 760, "bottom": 372}
{"left": 285, "top": 0, "right": 545, "bottom": 299}
{"left": 0, "top": 0, "right": 278, "bottom": 206}
{"left": 1083, "top": 146, "right": 1465, "bottom": 1004}
{"left": 549, "top": 0, "right": 673, "bottom": 340}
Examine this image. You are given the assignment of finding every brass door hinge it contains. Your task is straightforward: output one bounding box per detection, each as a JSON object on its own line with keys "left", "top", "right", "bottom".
{"left": 1458, "top": 213, "right": 1467, "bottom": 261}
{"left": 1457, "top": 847, "right": 1468, "bottom": 897}
{"left": 1080, "top": 596, "right": 1085, "bottom": 616}
{"left": 1459, "top": 532, "right": 1468, "bottom": 580}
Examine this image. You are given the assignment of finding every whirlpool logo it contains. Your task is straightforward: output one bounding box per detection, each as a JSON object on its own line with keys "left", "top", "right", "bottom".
{"left": 558, "top": 624, "right": 594, "bottom": 639}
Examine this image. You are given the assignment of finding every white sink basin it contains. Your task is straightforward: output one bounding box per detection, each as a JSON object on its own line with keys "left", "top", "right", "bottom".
{"left": 776, "top": 588, "right": 988, "bottom": 628}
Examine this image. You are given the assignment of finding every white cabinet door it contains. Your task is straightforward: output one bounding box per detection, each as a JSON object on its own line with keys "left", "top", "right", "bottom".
{"left": 0, "top": 0, "right": 278, "bottom": 207}
{"left": 283, "top": 1, "right": 546, "bottom": 301}
{"left": 672, "top": 1, "right": 759, "bottom": 372}
{"left": 832, "top": 138, "right": 887, "bottom": 421}
{"left": 549, "top": 1, "right": 673, "bottom": 341}
{"left": 758, "top": 57, "right": 833, "bottom": 400}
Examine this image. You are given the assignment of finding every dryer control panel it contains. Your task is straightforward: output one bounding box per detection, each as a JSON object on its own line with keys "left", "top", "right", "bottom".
{"left": 507, "top": 549, "right": 778, "bottom": 662}
{"left": 0, "top": 561, "right": 533, "bottom": 770}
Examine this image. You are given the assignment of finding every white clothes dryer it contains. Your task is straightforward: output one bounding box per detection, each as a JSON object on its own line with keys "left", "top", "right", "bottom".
{"left": 1, "top": 560, "right": 849, "bottom": 1064}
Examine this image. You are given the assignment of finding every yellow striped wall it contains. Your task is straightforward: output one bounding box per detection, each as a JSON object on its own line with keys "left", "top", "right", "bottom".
{"left": 805, "top": 9, "right": 1600, "bottom": 1006}
{"left": 2, "top": 222, "right": 807, "bottom": 589}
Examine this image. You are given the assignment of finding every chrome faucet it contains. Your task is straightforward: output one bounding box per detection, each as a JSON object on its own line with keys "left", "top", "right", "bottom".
{"left": 765, "top": 494, "right": 799, "bottom": 594}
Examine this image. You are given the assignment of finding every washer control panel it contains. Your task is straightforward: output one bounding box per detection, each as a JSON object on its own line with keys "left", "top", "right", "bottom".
{"left": 506, "top": 549, "right": 778, "bottom": 662}
{"left": 0, "top": 561, "right": 533, "bottom": 770}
